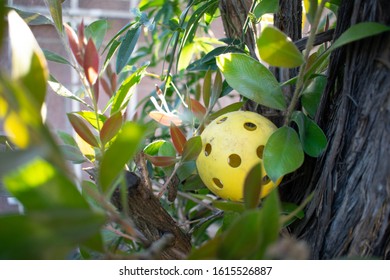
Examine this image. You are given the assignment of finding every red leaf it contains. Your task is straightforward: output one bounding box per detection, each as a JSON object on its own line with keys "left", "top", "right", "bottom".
{"left": 78, "top": 19, "right": 86, "bottom": 50}
{"left": 145, "top": 154, "right": 178, "bottom": 167}
{"left": 93, "top": 77, "right": 100, "bottom": 103}
{"left": 64, "top": 23, "right": 83, "bottom": 65}
{"left": 84, "top": 38, "right": 99, "bottom": 85}
{"left": 149, "top": 111, "right": 182, "bottom": 126}
{"left": 189, "top": 98, "right": 207, "bottom": 119}
{"left": 110, "top": 72, "right": 117, "bottom": 92}
{"left": 67, "top": 113, "right": 99, "bottom": 147}
{"left": 170, "top": 123, "right": 187, "bottom": 155}
{"left": 101, "top": 77, "right": 112, "bottom": 97}
{"left": 100, "top": 112, "right": 123, "bottom": 145}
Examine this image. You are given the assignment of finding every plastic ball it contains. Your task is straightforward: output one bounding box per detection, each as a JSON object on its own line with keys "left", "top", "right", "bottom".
{"left": 196, "top": 111, "right": 282, "bottom": 201}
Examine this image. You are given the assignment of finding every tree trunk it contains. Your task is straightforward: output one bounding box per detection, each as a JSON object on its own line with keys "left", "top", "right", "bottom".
{"left": 286, "top": 0, "right": 390, "bottom": 259}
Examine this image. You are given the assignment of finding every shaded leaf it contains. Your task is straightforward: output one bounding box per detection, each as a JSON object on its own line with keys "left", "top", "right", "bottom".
{"left": 57, "top": 130, "right": 78, "bottom": 147}
{"left": 99, "top": 112, "right": 123, "bottom": 146}
{"left": 217, "top": 53, "right": 286, "bottom": 110}
{"left": 85, "top": 19, "right": 108, "bottom": 50}
{"left": 202, "top": 69, "right": 212, "bottom": 108}
{"left": 84, "top": 38, "right": 99, "bottom": 85}
{"left": 210, "top": 70, "right": 222, "bottom": 108}
{"left": 188, "top": 98, "right": 207, "bottom": 120}
{"left": 264, "top": 126, "right": 304, "bottom": 182}
{"left": 43, "top": 49, "right": 71, "bottom": 65}
{"left": 12, "top": 8, "right": 52, "bottom": 25}
{"left": 176, "top": 161, "right": 196, "bottom": 181}
{"left": 257, "top": 26, "right": 304, "bottom": 68}
{"left": 301, "top": 75, "right": 327, "bottom": 118}
{"left": 207, "top": 101, "right": 245, "bottom": 122}
{"left": 67, "top": 113, "right": 99, "bottom": 148}
{"left": 64, "top": 23, "right": 83, "bottom": 65}
{"left": 243, "top": 163, "right": 262, "bottom": 210}
{"left": 181, "top": 136, "right": 202, "bottom": 162}
{"left": 291, "top": 111, "right": 328, "bottom": 157}
{"left": 43, "top": 0, "right": 63, "bottom": 33}
{"left": 145, "top": 155, "right": 178, "bottom": 167}
{"left": 170, "top": 123, "right": 187, "bottom": 155}
{"left": 116, "top": 26, "right": 141, "bottom": 74}
{"left": 254, "top": 0, "right": 279, "bottom": 19}
{"left": 60, "top": 144, "right": 86, "bottom": 164}
{"left": 149, "top": 111, "right": 182, "bottom": 126}
{"left": 213, "top": 200, "right": 245, "bottom": 213}
{"left": 99, "top": 122, "right": 146, "bottom": 192}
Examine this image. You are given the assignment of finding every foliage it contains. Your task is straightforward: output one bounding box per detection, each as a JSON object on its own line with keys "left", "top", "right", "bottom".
{"left": 0, "top": 0, "right": 389, "bottom": 259}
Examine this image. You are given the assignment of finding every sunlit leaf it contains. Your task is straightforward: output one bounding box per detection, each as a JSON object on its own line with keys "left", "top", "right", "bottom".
{"left": 43, "top": 0, "right": 63, "bottom": 33}
{"left": 243, "top": 163, "right": 262, "bottom": 210}
{"left": 85, "top": 19, "right": 108, "bottom": 50}
{"left": 178, "top": 42, "right": 196, "bottom": 71}
{"left": 257, "top": 26, "right": 304, "bottom": 68}
{"left": 67, "top": 113, "right": 99, "bottom": 148}
{"left": 264, "top": 126, "right": 304, "bottom": 182}
{"left": 116, "top": 26, "right": 141, "bottom": 74}
{"left": 99, "top": 112, "right": 123, "bottom": 146}
{"left": 149, "top": 111, "right": 182, "bottom": 126}
{"left": 76, "top": 111, "right": 107, "bottom": 130}
{"left": 64, "top": 23, "right": 83, "bottom": 65}
{"left": 0, "top": 148, "right": 45, "bottom": 177}
{"left": 202, "top": 69, "right": 212, "bottom": 108}
{"left": 181, "top": 136, "right": 202, "bottom": 162}
{"left": 254, "top": 0, "right": 279, "bottom": 19}
{"left": 143, "top": 139, "right": 166, "bottom": 156}
{"left": 84, "top": 38, "right": 99, "bottom": 86}
{"left": 291, "top": 111, "right": 327, "bottom": 157}
{"left": 170, "top": 123, "right": 187, "bottom": 155}
{"left": 3, "top": 112, "right": 30, "bottom": 148}
{"left": 217, "top": 53, "right": 286, "bottom": 110}
{"left": 99, "top": 122, "right": 146, "bottom": 192}
{"left": 303, "top": 0, "right": 318, "bottom": 24}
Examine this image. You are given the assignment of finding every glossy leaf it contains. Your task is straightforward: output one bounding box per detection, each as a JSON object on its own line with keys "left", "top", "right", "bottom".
{"left": 84, "top": 38, "right": 99, "bottom": 86}
{"left": 158, "top": 141, "right": 176, "bottom": 157}
{"left": 116, "top": 26, "right": 141, "bottom": 74}
{"left": 181, "top": 136, "right": 202, "bottom": 162}
{"left": 85, "top": 19, "right": 108, "bottom": 50}
{"left": 111, "top": 65, "right": 147, "bottom": 115}
{"left": 188, "top": 98, "right": 207, "bottom": 120}
{"left": 254, "top": 0, "right": 279, "bottom": 19}
{"left": 257, "top": 26, "right": 304, "bottom": 68}
{"left": 217, "top": 53, "right": 286, "bottom": 110}
{"left": 43, "top": 0, "right": 63, "bottom": 33}
{"left": 67, "top": 113, "right": 99, "bottom": 148}
{"left": 264, "top": 126, "right": 304, "bottom": 182}
{"left": 99, "top": 122, "right": 146, "bottom": 192}
{"left": 243, "top": 163, "right": 262, "bottom": 210}
{"left": 202, "top": 69, "right": 212, "bottom": 108}
{"left": 143, "top": 139, "right": 166, "bottom": 156}
{"left": 8, "top": 11, "right": 48, "bottom": 108}
{"left": 291, "top": 111, "right": 328, "bottom": 157}
{"left": 301, "top": 75, "right": 327, "bottom": 118}
{"left": 99, "top": 112, "right": 123, "bottom": 146}
{"left": 145, "top": 155, "right": 178, "bottom": 167}
{"left": 64, "top": 23, "right": 83, "bottom": 65}
{"left": 76, "top": 111, "right": 106, "bottom": 130}
{"left": 170, "top": 123, "right": 186, "bottom": 155}
{"left": 149, "top": 111, "right": 182, "bottom": 126}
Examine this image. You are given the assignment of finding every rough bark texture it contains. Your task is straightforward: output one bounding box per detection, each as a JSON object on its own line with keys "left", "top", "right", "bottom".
{"left": 284, "top": 0, "right": 390, "bottom": 259}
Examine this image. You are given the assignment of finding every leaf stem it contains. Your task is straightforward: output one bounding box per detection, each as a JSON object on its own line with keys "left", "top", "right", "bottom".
{"left": 284, "top": 0, "right": 328, "bottom": 126}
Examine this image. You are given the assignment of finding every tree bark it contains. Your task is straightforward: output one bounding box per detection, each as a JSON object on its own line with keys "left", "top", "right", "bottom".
{"left": 285, "top": 0, "right": 390, "bottom": 259}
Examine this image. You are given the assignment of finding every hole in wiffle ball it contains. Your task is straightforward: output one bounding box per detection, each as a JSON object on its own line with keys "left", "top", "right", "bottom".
{"left": 205, "top": 143, "right": 212, "bottom": 156}
{"left": 244, "top": 122, "right": 257, "bottom": 131}
{"left": 257, "top": 145, "right": 265, "bottom": 159}
{"left": 212, "top": 178, "right": 224, "bottom": 189}
{"left": 228, "top": 154, "right": 241, "bottom": 168}
{"left": 262, "top": 175, "right": 271, "bottom": 185}
{"left": 216, "top": 116, "right": 228, "bottom": 124}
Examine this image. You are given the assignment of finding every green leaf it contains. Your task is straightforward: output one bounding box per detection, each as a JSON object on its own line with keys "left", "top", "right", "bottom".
{"left": 210, "top": 70, "right": 222, "bottom": 109}
{"left": 85, "top": 19, "right": 108, "bottom": 50}
{"left": 207, "top": 101, "right": 245, "bottom": 122}
{"left": 158, "top": 141, "right": 176, "bottom": 157}
{"left": 43, "top": 0, "right": 63, "bottom": 33}
{"left": 43, "top": 49, "right": 71, "bottom": 65}
{"left": 76, "top": 111, "right": 107, "bottom": 130}
{"left": 143, "top": 139, "right": 166, "bottom": 156}
{"left": 291, "top": 111, "right": 327, "bottom": 157}
{"left": 213, "top": 200, "right": 245, "bottom": 213}
{"left": 12, "top": 8, "right": 52, "bottom": 25}
{"left": 99, "top": 112, "right": 123, "bottom": 146}
{"left": 243, "top": 163, "right": 262, "bottom": 210}
{"left": 59, "top": 144, "right": 86, "bottom": 164}
{"left": 99, "top": 122, "right": 146, "bottom": 192}
{"left": 301, "top": 75, "right": 327, "bottom": 118}
{"left": 0, "top": 148, "right": 45, "bottom": 177}
{"left": 8, "top": 10, "right": 48, "bottom": 108}
{"left": 57, "top": 131, "right": 78, "bottom": 147}
{"left": 303, "top": 0, "right": 318, "bottom": 24}
{"left": 111, "top": 64, "right": 147, "bottom": 115}
{"left": 264, "top": 126, "right": 304, "bottom": 182}
{"left": 176, "top": 161, "right": 196, "bottom": 181}
{"left": 257, "top": 26, "right": 304, "bottom": 68}
{"left": 254, "top": 0, "right": 279, "bottom": 19}
{"left": 217, "top": 53, "right": 286, "bottom": 110}
{"left": 330, "top": 22, "right": 390, "bottom": 51}
{"left": 0, "top": 210, "right": 104, "bottom": 259}
{"left": 202, "top": 69, "right": 212, "bottom": 108}
{"left": 181, "top": 136, "right": 202, "bottom": 162}
{"left": 67, "top": 113, "right": 99, "bottom": 148}
{"left": 116, "top": 26, "right": 141, "bottom": 74}
{"left": 48, "top": 75, "right": 92, "bottom": 109}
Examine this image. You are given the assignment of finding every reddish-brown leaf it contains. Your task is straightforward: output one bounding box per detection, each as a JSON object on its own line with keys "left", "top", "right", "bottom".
{"left": 84, "top": 38, "right": 99, "bottom": 85}
{"left": 93, "top": 77, "right": 100, "bottom": 103}
{"left": 110, "top": 72, "right": 117, "bottom": 92}
{"left": 101, "top": 77, "right": 112, "bottom": 97}
{"left": 145, "top": 154, "right": 178, "bottom": 167}
{"left": 100, "top": 112, "right": 123, "bottom": 145}
{"left": 67, "top": 113, "right": 99, "bottom": 147}
{"left": 149, "top": 111, "right": 182, "bottom": 126}
{"left": 64, "top": 23, "right": 83, "bottom": 65}
{"left": 189, "top": 98, "right": 207, "bottom": 120}
{"left": 78, "top": 19, "right": 86, "bottom": 50}
{"left": 170, "top": 123, "right": 187, "bottom": 155}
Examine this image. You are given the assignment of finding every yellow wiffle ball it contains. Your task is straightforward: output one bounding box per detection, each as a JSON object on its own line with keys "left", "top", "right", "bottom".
{"left": 196, "top": 111, "right": 282, "bottom": 201}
